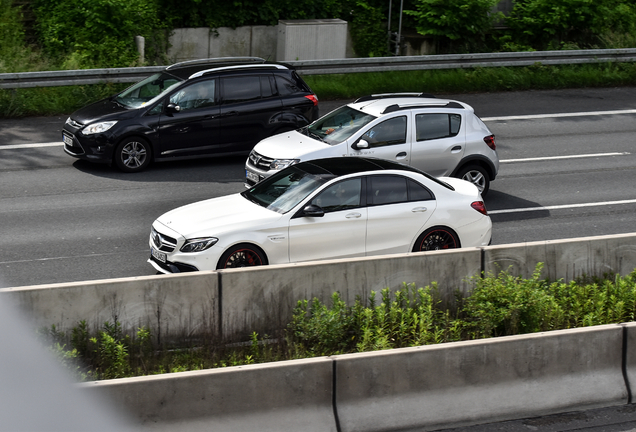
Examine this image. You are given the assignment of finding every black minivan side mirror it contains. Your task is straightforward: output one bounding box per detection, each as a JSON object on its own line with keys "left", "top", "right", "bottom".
{"left": 166, "top": 103, "right": 181, "bottom": 114}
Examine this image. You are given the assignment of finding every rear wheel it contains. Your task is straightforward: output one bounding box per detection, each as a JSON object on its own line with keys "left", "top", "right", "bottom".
{"left": 413, "top": 227, "right": 460, "bottom": 252}
{"left": 456, "top": 164, "right": 490, "bottom": 196}
{"left": 114, "top": 137, "right": 152, "bottom": 173}
{"left": 217, "top": 244, "right": 267, "bottom": 269}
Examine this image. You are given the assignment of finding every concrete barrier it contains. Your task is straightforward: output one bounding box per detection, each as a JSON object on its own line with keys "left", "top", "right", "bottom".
{"left": 218, "top": 249, "right": 481, "bottom": 341}
{"left": 333, "top": 324, "right": 628, "bottom": 432}
{"left": 81, "top": 357, "right": 336, "bottom": 432}
{"left": 2, "top": 233, "right": 636, "bottom": 345}
{"left": 0, "top": 272, "right": 220, "bottom": 344}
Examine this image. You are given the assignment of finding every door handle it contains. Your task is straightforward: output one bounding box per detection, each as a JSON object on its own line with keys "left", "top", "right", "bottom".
{"left": 222, "top": 111, "right": 239, "bottom": 117}
{"left": 346, "top": 212, "right": 362, "bottom": 219}
{"left": 411, "top": 207, "right": 427, "bottom": 212}
{"left": 451, "top": 146, "right": 462, "bottom": 152}
{"left": 396, "top": 151, "right": 407, "bottom": 159}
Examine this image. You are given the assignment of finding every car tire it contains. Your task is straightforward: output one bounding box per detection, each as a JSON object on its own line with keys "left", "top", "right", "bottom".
{"left": 114, "top": 137, "right": 152, "bottom": 173}
{"left": 413, "top": 227, "right": 460, "bottom": 252}
{"left": 456, "top": 164, "right": 490, "bottom": 196}
{"left": 217, "top": 244, "right": 267, "bottom": 269}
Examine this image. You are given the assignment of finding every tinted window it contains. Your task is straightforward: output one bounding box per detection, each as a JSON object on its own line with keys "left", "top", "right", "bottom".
{"left": 275, "top": 75, "right": 302, "bottom": 95}
{"left": 222, "top": 76, "right": 261, "bottom": 104}
{"left": 169, "top": 81, "right": 216, "bottom": 111}
{"left": 369, "top": 176, "right": 408, "bottom": 205}
{"left": 416, "top": 113, "right": 461, "bottom": 141}
{"left": 311, "top": 178, "right": 362, "bottom": 212}
{"left": 369, "top": 175, "right": 433, "bottom": 205}
{"left": 261, "top": 75, "right": 274, "bottom": 98}
{"left": 363, "top": 116, "right": 407, "bottom": 148}
{"left": 407, "top": 179, "right": 433, "bottom": 201}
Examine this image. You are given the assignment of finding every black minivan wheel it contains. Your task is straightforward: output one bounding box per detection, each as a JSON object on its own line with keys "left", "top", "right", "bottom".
{"left": 114, "top": 138, "right": 152, "bottom": 173}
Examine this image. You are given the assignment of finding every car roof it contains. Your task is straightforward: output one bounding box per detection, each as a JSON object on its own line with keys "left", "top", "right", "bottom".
{"left": 296, "top": 157, "right": 424, "bottom": 177}
{"left": 349, "top": 93, "right": 472, "bottom": 116}
{"left": 164, "top": 57, "right": 290, "bottom": 80}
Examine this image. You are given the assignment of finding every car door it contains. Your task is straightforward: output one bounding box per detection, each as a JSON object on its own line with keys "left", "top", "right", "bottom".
{"left": 365, "top": 174, "right": 437, "bottom": 256}
{"left": 348, "top": 115, "right": 411, "bottom": 164}
{"left": 408, "top": 112, "right": 465, "bottom": 176}
{"left": 288, "top": 177, "right": 367, "bottom": 262}
{"left": 156, "top": 79, "right": 220, "bottom": 158}
{"left": 217, "top": 74, "right": 283, "bottom": 153}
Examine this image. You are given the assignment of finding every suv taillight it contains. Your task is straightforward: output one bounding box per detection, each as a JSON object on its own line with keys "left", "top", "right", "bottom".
{"left": 305, "top": 94, "right": 319, "bottom": 106}
{"left": 471, "top": 201, "right": 488, "bottom": 215}
{"left": 483, "top": 134, "right": 496, "bottom": 150}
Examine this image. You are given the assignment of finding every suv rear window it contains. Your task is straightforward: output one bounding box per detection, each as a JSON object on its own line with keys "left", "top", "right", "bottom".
{"left": 222, "top": 76, "right": 261, "bottom": 103}
{"left": 416, "top": 113, "right": 461, "bottom": 141}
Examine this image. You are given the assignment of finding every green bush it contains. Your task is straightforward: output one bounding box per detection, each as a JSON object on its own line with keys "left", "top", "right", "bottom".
{"left": 505, "top": 0, "right": 636, "bottom": 50}
{"left": 32, "top": 0, "right": 168, "bottom": 68}
{"left": 404, "top": 0, "right": 502, "bottom": 53}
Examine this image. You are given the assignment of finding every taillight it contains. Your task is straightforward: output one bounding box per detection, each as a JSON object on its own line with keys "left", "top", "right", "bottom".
{"left": 471, "top": 201, "right": 488, "bottom": 215}
{"left": 483, "top": 134, "right": 496, "bottom": 150}
{"left": 305, "top": 94, "right": 319, "bottom": 106}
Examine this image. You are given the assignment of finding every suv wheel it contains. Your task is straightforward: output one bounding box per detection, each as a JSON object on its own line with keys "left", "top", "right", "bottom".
{"left": 115, "top": 138, "right": 152, "bottom": 173}
{"left": 456, "top": 164, "right": 490, "bottom": 196}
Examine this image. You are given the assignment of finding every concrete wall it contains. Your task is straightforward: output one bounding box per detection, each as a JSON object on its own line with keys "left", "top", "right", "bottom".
{"left": 2, "top": 233, "right": 636, "bottom": 344}
{"left": 79, "top": 323, "right": 634, "bottom": 431}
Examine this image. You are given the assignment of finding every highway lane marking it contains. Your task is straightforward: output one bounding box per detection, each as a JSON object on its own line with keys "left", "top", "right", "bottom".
{"left": 500, "top": 152, "right": 630, "bottom": 163}
{"left": 0, "top": 250, "right": 150, "bottom": 265}
{"left": 2, "top": 108, "right": 636, "bottom": 150}
{"left": 489, "top": 198, "right": 636, "bottom": 215}
{"left": 482, "top": 108, "right": 636, "bottom": 122}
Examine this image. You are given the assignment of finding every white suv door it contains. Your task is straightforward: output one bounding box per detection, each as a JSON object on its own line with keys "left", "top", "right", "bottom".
{"left": 408, "top": 112, "right": 465, "bottom": 177}
{"left": 347, "top": 115, "right": 411, "bottom": 165}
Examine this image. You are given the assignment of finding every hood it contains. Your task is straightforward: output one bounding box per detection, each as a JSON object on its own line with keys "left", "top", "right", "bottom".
{"left": 253, "top": 130, "right": 330, "bottom": 159}
{"left": 70, "top": 98, "right": 135, "bottom": 125}
{"left": 438, "top": 176, "right": 481, "bottom": 198}
{"left": 155, "top": 194, "right": 282, "bottom": 239}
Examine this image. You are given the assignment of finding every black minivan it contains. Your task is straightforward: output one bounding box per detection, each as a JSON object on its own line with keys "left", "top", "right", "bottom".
{"left": 62, "top": 57, "right": 319, "bottom": 172}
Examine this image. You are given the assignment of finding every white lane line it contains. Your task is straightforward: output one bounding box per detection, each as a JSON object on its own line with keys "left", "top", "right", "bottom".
{"left": 0, "top": 250, "right": 149, "bottom": 265}
{"left": 1, "top": 142, "right": 62, "bottom": 150}
{"left": 490, "top": 198, "right": 636, "bottom": 215}
{"left": 482, "top": 109, "right": 636, "bottom": 122}
{"left": 501, "top": 152, "right": 630, "bottom": 163}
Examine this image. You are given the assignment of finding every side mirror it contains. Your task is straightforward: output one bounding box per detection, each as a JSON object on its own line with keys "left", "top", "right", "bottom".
{"left": 166, "top": 103, "right": 181, "bottom": 114}
{"left": 301, "top": 204, "right": 324, "bottom": 218}
{"left": 352, "top": 139, "right": 369, "bottom": 151}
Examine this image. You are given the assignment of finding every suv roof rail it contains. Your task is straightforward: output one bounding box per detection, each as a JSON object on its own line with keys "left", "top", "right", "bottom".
{"left": 382, "top": 101, "right": 464, "bottom": 114}
{"left": 191, "top": 63, "right": 288, "bottom": 79}
{"left": 354, "top": 92, "right": 435, "bottom": 103}
{"left": 166, "top": 57, "right": 266, "bottom": 71}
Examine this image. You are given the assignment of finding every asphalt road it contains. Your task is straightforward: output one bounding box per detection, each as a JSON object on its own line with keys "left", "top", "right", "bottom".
{"left": 1, "top": 87, "right": 636, "bottom": 430}
{"left": 1, "top": 87, "right": 636, "bottom": 289}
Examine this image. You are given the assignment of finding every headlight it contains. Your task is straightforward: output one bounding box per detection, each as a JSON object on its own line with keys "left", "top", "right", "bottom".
{"left": 270, "top": 159, "right": 299, "bottom": 170}
{"left": 82, "top": 121, "right": 118, "bottom": 135}
{"left": 180, "top": 237, "right": 218, "bottom": 253}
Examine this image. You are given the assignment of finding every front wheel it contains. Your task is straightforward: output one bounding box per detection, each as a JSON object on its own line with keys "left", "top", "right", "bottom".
{"left": 217, "top": 244, "right": 267, "bottom": 269}
{"left": 413, "top": 227, "right": 460, "bottom": 252}
{"left": 456, "top": 165, "right": 490, "bottom": 196}
{"left": 114, "top": 137, "right": 152, "bottom": 173}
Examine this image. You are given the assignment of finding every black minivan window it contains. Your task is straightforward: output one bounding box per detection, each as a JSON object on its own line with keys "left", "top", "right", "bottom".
{"left": 222, "top": 76, "right": 261, "bottom": 104}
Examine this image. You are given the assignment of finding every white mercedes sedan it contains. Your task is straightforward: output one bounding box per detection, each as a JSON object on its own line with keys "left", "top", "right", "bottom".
{"left": 148, "top": 157, "right": 491, "bottom": 272}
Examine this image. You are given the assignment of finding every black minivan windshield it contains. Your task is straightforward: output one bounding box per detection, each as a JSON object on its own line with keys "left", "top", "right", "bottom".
{"left": 114, "top": 72, "right": 183, "bottom": 109}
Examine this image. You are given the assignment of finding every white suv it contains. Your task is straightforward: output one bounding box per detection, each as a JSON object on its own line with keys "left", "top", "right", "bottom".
{"left": 245, "top": 93, "right": 498, "bottom": 195}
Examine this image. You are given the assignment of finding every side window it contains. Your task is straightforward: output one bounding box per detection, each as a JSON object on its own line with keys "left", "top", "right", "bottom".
{"left": 275, "top": 75, "right": 301, "bottom": 95}
{"left": 311, "top": 178, "right": 362, "bottom": 213}
{"left": 260, "top": 75, "right": 274, "bottom": 99}
{"left": 416, "top": 113, "right": 461, "bottom": 141}
{"left": 362, "top": 116, "right": 407, "bottom": 148}
{"left": 222, "top": 76, "right": 261, "bottom": 104}
{"left": 407, "top": 179, "right": 434, "bottom": 201}
{"left": 169, "top": 80, "right": 216, "bottom": 112}
{"left": 369, "top": 176, "right": 408, "bottom": 205}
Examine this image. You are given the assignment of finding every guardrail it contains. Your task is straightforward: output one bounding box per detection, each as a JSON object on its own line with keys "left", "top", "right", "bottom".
{"left": 1, "top": 48, "right": 636, "bottom": 89}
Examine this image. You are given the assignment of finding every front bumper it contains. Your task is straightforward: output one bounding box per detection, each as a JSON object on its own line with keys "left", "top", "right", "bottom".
{"left": 62, "top": 125, "right": 114, "bottom": 163}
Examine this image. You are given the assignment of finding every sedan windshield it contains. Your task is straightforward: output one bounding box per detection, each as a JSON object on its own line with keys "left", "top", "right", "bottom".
{"left": 242, "top": 166, "right": 334, "bottom": 213}
{"left": 303, "top": 106, "right": 376, "bottom": 145}
{"left": 114, "top": 72, "right": 183, "bottom": 109}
